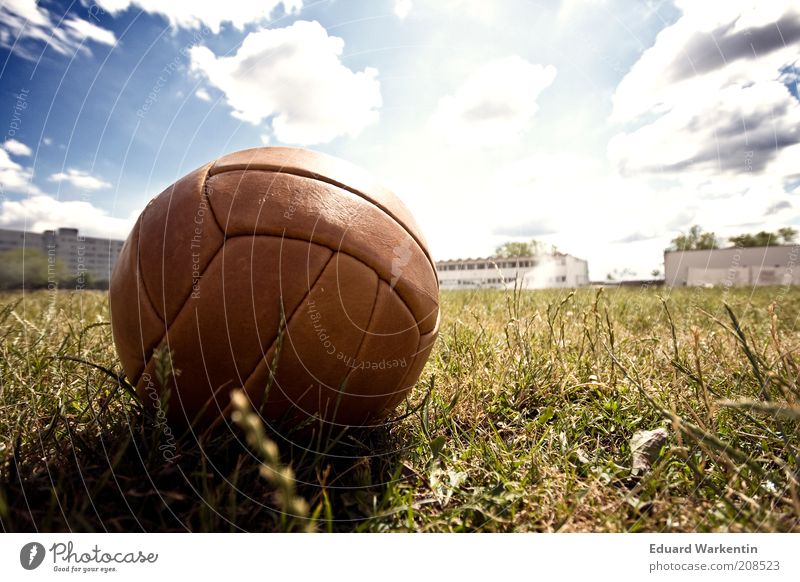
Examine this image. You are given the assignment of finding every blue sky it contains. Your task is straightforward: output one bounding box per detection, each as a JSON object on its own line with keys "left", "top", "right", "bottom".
{"left": 0, "top": 0, "right": 798, "bottom": 279}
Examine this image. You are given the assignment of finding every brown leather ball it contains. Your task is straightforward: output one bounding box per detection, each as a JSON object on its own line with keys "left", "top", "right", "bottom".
{"left": 110, "top": 147, "right": 439, "bottom": 428}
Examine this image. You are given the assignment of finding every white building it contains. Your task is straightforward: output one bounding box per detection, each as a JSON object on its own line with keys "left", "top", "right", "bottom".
{"left": 0, "top": 227, "right": 125, "bottom": 283}
{"left": 664, "top": 245, "right": 800, "bottom": 287}
{"left": 436, "top": 253, "right": 589, "bottom": 290}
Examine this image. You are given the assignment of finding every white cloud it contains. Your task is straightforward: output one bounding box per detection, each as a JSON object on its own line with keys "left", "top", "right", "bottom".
{"left": 610, "top": 1, "right": 800, "bottom": 181}
{"left": 430, "top": 56, "right": 557, "bottom": 148}
{"left": 0, "top": 142, "right": 128, "bottom": 238}
{"left": 48, "top": 169, "right": 112, "bottom": 191}
{"left": 392, "top": 0, "right": 492, "bottom": 21}
{"left": 194, "top": 88, "right": 212, "bottom": 102}
{"left": 440, "top": 0, "right": 496, "bottom": 22}
{"left": 394, "top": 0, "right": 413, "bottom": 20}
{"left": 0, "top": 0, "right": 116, "bottom": 59}
{"left": 62, "top": 16, "right": 117, "bottom": 46}
{"left": 0, "top": 149, "right": 40, "bottom": 195}
{"left": 190, "top": 20, "right": 382, "bottom": 145}
{"left": 42, "top": 137, "right": 53, "bottom": 147}
{"left": 2, "top": 139, "right": 32, "bottom": 157}
{"left": 93, "top": 0, "right": 302, "bottom": 33}
{"left": 558, "top": 0, "right": 607, "bottom": 22}
{"left": 609, "top": 81, "right": 800, "bottom": 176}
{"left": 0, "top": 195, "right": 133, "bottom": 240}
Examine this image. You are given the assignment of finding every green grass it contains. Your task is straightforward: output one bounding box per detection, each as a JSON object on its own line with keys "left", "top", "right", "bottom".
{"left": 1, "top": 286, "right": 798, "bottom": 532}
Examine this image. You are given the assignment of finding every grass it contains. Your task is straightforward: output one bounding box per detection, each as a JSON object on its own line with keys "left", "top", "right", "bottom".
{"left": 0, "top": 285, "right": 798, "bottom": 532}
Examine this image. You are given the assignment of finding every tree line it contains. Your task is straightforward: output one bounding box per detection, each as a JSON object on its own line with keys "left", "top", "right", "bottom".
{"left": 494, "top": 240, "right": 559, "bottom": 257}
{"left": 0, "top": 248, "right": 105, "bottom": 290}
{"left": 669, "top": 226, "right": 798, "bottom": 251}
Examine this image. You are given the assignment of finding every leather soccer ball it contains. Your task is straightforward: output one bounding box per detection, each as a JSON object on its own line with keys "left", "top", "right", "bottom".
{"left": 110, "top": 147, "right": 439, "bottom": 428}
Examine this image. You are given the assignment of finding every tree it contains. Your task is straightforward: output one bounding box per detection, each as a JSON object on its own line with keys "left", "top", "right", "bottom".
{"left": 495, "top": 240, "right": 557, "bottom": 258}
{"left": 495, "top": 241, "right": 533, "bottom": 257}
{"left": 728, "top": 233, "right": 752, "bottom": 247}
{"left": 728, "top": 228, "right": 797, "bottom": 247}
{"left": 778, "top": 227, "right": 798, "bottom": 244}
{"left": 669, "top": 225, "right": 719, "bottom": 251}
{"left": 607, "top": 267, "right": 635, "bottom": 280}
{"left": 0, "top": 248, "right": 50, "bottom": 289}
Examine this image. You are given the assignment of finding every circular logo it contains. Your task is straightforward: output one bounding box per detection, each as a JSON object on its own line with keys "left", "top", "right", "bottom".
{"left": 20, "top": 542, "right": 46, "bottom": 570}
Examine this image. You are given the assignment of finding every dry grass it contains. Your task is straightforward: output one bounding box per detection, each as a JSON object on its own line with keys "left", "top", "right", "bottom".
{"left": 0, "top": 286, "right": 798, "bottom": 532}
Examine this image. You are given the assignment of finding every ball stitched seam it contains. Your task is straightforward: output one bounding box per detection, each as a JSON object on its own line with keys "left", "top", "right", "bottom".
{"left": 206, "top": 166, "right": 438, "bottom": 280}
{"left": 136, "top": 239, "right": 432, "bottom": 391}
{"left": 133, "top": 215, "right": 164, "bottom": 326}
{"left": 130, "top": 163, "right": 437, "bottom": 404}
{"left": 236, "top": 250, "right": 336, "bottom": 397}
{"left": 141, "top": 164, "right": 435, "bottom": 332}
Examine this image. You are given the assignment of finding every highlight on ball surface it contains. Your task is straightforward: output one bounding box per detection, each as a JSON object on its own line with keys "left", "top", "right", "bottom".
{"left": 109, "top": 147, "right": 440, "bottom": 429}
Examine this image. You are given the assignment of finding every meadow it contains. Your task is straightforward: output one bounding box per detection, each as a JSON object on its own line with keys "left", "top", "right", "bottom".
{"left": 0, "top": 286, "right": 798, "bottom": 532}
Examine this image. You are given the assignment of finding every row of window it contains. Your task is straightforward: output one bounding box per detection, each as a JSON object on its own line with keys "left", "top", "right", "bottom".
{"left": 438, "top": 275, "right": 569, "bottom": 286}
{"left": 437, "top": 257, "right": 568, "bottom": 271}
{"left": 439, "top": 277, "right": 518, "bottom": 286}
{"left": 437, "top": 260, "right": 533, "bottom": 271}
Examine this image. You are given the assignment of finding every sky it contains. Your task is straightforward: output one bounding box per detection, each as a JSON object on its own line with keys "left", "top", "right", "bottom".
{"left": 0, "top": 0, "right": 798, "bottom": 280}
